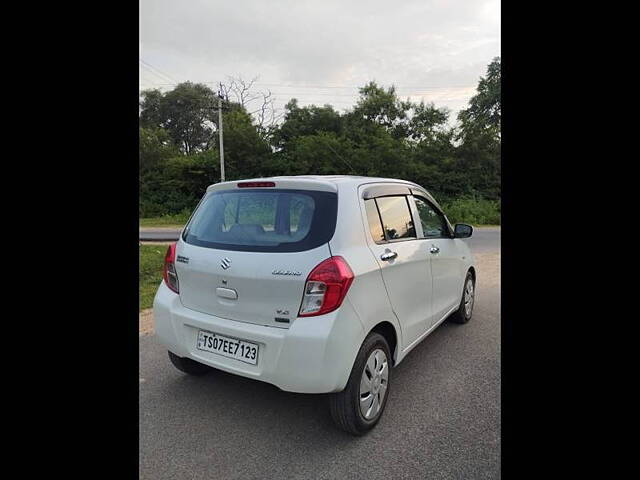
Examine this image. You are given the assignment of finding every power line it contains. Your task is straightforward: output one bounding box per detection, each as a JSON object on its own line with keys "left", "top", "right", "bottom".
{"left": 254, "top": 82, "right": 474, "bottom": 90}
{"left": 139, "top": 59, "right": 178, "bottom": 84}
{"left": 139, "top": 79, "right": 474, "bottom": 91}
{"left": 262, "top": 90, "right": 471, "bottom": 98}
{"left": 140, "top": 64, "right": 175, "bottom": 86}
{"left": 137, "top": 89, "right": 465, "bottom": 108}
{"left": 139, "top": 85, "right": 473, "bottom": 100}
{"left": 138, "top": 74, "right": 475, "bottom": 112}
{"left": 139, "top": 60, "right": 176, "bottom": 83}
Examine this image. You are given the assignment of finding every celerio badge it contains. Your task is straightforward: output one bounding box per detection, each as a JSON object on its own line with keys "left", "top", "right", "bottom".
{"left": 272, "top": 270, "right": 302, "bottom": 276}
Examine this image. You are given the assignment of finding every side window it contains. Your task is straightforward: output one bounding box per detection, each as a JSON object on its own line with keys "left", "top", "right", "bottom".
{"left": 414, "top": 196, "right": 449, "bottom": 238}
{"left": 375, "top": 196, "right": 416, "bottom": 241}
{"left": 364, "top": 199, "right": 385, "bottom": 244}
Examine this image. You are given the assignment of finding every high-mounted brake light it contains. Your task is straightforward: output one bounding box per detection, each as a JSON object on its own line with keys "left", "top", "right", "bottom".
{"left": 298, "top": 256, "right": 354, "bottom": 317}
{"left": 163, "top": 243, "right": 180, "bottom": 293}
{"left": 237, "top": 181, "right": 276, "bottom": 188}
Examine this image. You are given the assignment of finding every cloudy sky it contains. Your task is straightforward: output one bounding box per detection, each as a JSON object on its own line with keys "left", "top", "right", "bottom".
{"left": 140, "top": 0, "right": 500, "bottom": 122}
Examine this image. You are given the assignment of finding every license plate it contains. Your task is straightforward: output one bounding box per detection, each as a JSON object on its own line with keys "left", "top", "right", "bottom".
{"left": 196, "top": 330, "right": 259, "bottom": 365}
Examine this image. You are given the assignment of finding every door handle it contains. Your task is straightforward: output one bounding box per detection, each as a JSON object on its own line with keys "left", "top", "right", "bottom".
{"left": 380, "top": 251, "right": 398, "bottom": 261}
{"left": 430, "top": 245, "right": 440, "bottom": 254}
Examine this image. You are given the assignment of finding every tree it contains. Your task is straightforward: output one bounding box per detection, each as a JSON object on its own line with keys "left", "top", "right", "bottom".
{"left": 352, "top": 82, "right": 413, "bottom": 139}
{"left": 218, "top": 107, "right": 272, "bottom": 179}
{"left": 458, "top": 57, "right": 501, "bottom": 141}
{"left": 140, "top": 82, "right": 218, "bottom": 155}
{"left": 453, "top": 57, "right": 501, "bottom": 201}
{"left": 408, "top": 101, "right": 450, "bottom": 143}
{"left": 273, "top": 100, "right": 343, "bottom": 150}
{"left": 139, "top": 127, "right": 186, "bottom": 216}
{"left": 219, "top": 76, "right": 283, "bottom": 140}
{"left": 139, "top": 59, "right": 501, "bottom": 217}
{"left": 139, "top": 127, "right": 178, "bottom": 173}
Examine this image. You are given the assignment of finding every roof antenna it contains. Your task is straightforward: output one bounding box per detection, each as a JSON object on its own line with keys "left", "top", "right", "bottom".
{"left": 324, "top": 142, "right": 358, "bottom": 175}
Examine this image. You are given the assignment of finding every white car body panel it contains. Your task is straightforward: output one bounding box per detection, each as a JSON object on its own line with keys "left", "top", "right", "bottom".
{"left": 428, "top": 238, "right": 472, "bottom": 326}
{"left": 153, "top": 175, "right": 475, "bottom": 393}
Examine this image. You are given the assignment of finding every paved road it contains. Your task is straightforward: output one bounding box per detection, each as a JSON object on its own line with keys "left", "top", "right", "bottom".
{"left": 464, "top": 227, "right": 500, "bottom": 254}
{"left": 140, "top": 228, "right": 182, "bottom": 241}
{"left": 139, "top": 230, "right": 500, "bottom": 479}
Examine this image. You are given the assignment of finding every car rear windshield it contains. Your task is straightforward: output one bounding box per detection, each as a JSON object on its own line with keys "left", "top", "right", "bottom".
{"left": 182, "top": 189, "right": 338, "bottom": 252}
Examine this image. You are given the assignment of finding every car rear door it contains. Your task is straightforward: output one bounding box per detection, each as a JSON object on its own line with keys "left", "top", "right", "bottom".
{"left": 175, "top": 186, "right": 337, "bottom": 328}
{"left": 361, "top": 188, "right": 433, "bottom": 348}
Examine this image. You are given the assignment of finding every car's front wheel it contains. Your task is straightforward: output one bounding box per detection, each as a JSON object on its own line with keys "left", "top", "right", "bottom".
{"left": 168, "top": 351, "right": 212, "bottom": 375}
{"left": 329, "top": 332, "right": 392, "bottom": 435}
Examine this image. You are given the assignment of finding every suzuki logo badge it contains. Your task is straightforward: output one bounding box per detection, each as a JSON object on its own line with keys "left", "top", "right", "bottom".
{"left": 220, "top": 258, "right": 232, "bottom": 270}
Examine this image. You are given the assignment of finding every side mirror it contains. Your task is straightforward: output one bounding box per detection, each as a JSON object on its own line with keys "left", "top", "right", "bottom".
{"left": 454, "top": 223, "right": 473, "bottom": 238}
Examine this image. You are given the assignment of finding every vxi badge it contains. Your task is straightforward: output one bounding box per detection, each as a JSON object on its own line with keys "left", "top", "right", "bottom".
{"left": 272, "top": 269, "right": 302, "bottom": 276}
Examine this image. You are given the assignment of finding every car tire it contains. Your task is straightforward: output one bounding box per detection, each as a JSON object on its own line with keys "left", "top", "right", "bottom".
{"left": 329, "top": 332, "right": 392, "bottom": 436}
{"left": 450, "top": 271, "right": 475, "bottom": 324}
{"left": 168, "top": 351, "right": 212, "bottom": 376}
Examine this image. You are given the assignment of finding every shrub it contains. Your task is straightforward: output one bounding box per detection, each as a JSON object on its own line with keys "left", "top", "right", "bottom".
{"left": 139, "top": 210, "right": 192, "bottom": 227}
{"left": 440, "top": 196, "right": 501, "bottom": 225}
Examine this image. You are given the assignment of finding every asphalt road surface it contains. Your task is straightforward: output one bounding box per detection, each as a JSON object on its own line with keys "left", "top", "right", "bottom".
{"left": 140, "top": 228, "right": 182, "bottom": 241}
{"left": 465, "top": 227, "right": 500, "bottom": 253}
{"left": 139, "top": 229, "right": 500, "bottom": 479}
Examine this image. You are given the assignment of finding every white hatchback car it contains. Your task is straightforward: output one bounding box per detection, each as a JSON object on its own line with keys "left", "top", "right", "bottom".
{"left": 153, "top": 176, "right": 475, "bottom": 435}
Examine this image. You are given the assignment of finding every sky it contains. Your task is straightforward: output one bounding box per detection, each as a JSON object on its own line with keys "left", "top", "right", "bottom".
{"left": 139, "top": 0, "right": 500, "bottom": 124}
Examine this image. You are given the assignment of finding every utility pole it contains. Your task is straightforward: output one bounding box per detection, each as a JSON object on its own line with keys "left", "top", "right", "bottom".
{"left": 217, "top": 83, "right": 225, "bottom": 182}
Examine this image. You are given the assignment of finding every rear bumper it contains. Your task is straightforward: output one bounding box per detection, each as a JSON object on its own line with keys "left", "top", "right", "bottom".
{"left": 153, "top": 282, "right": 365, "bottom": 393}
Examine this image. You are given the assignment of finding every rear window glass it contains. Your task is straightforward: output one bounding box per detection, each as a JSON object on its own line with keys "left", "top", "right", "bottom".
{"left": 182, "top": 189, "right": 337, "bottom": 252}
{"left": 375, "top": 196, "right": 416, "bottom": 241}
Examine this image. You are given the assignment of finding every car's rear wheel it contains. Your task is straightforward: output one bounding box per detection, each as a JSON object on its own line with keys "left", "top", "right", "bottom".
{"left": 168, "top": 351, "right": 212, "bottom": 375}
{"left": 450, "top": 271, "right": 475, "bottom": 324}
{"left": 329, "top": 332, "right": 391, "bottom": 435}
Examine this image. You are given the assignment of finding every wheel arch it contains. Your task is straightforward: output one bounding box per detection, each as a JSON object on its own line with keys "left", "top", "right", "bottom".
{"left": 467, "top": 265, "right": 476, "bottom": 282}
{"left": 369, "top": 321, "right": 399, "bottom": 366}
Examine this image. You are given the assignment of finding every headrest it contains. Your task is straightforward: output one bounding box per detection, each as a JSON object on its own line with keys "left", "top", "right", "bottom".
{"left": 228, "top": 224, "right": 265, "bottom": 237}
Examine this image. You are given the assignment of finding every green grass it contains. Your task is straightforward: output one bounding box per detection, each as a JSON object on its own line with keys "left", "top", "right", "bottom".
{"left": 139, "top": 212, "right": 190, "bottom": 228}
{"left": 139, "top": 245, "right": 167, "bottom": 311}
{"left": 440, "top": 197, "right": 501, "bottom": 226}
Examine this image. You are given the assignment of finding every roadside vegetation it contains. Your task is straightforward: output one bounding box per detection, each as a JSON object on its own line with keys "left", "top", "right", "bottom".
{"left": 140, "top": 245, "right": 166, "bottom": 310}
{"left": 140, "top": 212, "right": 190, "bottom": 228}
{"left": 440, "top": 196, "right": 500, "bottom": 226}
{"left": 140, "top": 58, "right": 501, "bottom": 226}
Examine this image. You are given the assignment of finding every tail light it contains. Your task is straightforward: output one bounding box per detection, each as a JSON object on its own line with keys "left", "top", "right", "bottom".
{"left": 163, "top": 243, "right": 180, "bottom": 293}
{"left": 298, "top": 256, "right": 354, "bottom": 317}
